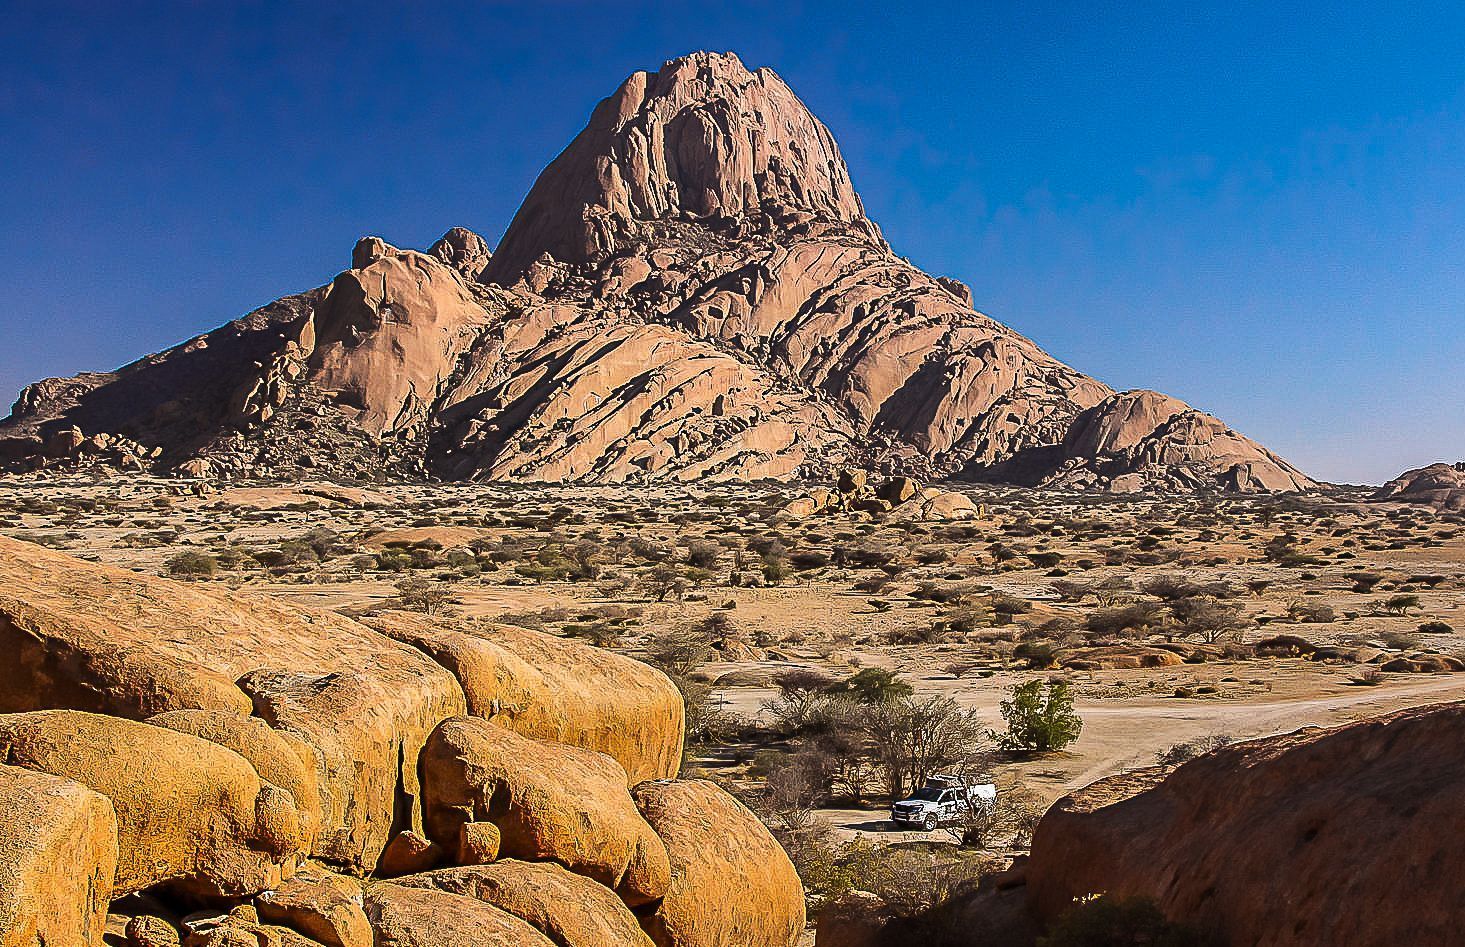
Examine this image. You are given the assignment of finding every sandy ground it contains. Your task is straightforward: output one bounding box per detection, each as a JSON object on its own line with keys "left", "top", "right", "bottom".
{"left": 5, "top": 474, "right": 1464, "bottom": 837}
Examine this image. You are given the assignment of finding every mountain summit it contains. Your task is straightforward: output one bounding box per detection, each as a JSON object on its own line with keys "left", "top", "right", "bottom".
{"left": 0, "top": 51, "right": 1314, "bottom": 492}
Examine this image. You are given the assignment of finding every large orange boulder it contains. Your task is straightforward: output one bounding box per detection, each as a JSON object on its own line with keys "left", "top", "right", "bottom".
{"left": 0, "top": 763, "right": 118, "bottom": 947}
{"left": 0, "top": 710, "right": 303, "bottom": 897}
{"left": 148, "top": 709, "right": 323, "bottom": 849}
{"left": 0, "top": 535, "right": 466, "bottom": 872}
{"left": 631, "top": 779, "right": 805, "bottom": 947}
{"left": 367, "top": 613, "right": 684, "bottom": 783}
{"left": 255, "top": 866, "right": 372, "bottom": 947}
{"left": 1027, "top": 702, "right": 1465, "bottom": 946}
{"left": 420, "top": 717, "right": 669, "bottom": 906}
{"left": 362, "top": 883, "right": 556, "bottom": 947}
{"left": 392, "top": 861, "right": 654, "bottom": 947}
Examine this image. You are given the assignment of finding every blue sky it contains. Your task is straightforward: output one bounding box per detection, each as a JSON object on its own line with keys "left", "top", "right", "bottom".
{"left": 3, "top": 1, "right": 1463, "bottom": 484}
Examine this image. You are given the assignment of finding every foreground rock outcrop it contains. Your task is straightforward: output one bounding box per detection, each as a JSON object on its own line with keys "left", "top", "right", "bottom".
{"left": 0, "top": 533, "right": 466, "bottom": 872}
{"left": 0, "top": 52, "right": 1309, "bottom": 494}
{"left": 0, "top": 535, "right": 803, "bottom": 947}
{"left": 1027, "top": 702, "right": 1465, "bottom": 946}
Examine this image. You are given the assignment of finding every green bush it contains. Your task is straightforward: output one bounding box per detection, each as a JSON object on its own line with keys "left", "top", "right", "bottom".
{"left": 996, "top": 680, "right": 1082, "bottom": 753}
{"left": 825, "top": 667, "right": 913, "bottom": 704}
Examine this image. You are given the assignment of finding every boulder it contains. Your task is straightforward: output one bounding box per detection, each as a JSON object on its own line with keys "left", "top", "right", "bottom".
{"left": 255, "top": 867, "right": 371, "bottom": 947}
{"left": 0, "top": 535, "right": 467, "bottom": 873}
{"left": 392, "top": 861, "right": 655, "bottom": 947}
{"left": 367, "top": 613, "right": 682, "bottom": 783}
{"left": 875, "top": 476, "right": 920, "bottom": 504}
{"left": 125, "top": 916, "right": 181, "bottom": 947}
{"left": 917, "top": 490, "right": 980, "bottom": 520}
{"left": 0, "top": 711, "right": 303, "bottom": 898}
{"left": 362, "top": 882, "right": 556, "bottom": 947}
{"left": 632, "top": 779, "right": 804, "bottom": 947}
{"left": 182, "top": 918, "right": 319, "bottom": 947}
{"left": 428, "top": 227, "right": 492, "bottom": 281}
{"left": 148, "top": 709, "right": 323, "bottom": 848}
{"left": 0, "top": 763, "right": 118, "bottom": 947}
{"left": 1027, "top": 703, "right": 1465, "bottom": 946}
{"left": 420, "top": 717, "right": 669, "bottom": 906}
{"left": 377, "top": 831, "right": 444, "bottom": 878}
{"left": 456, "top": 821, "right": 501, "bottom": 865}
{"left": 1056, "top": 646, "right": 1184, "bottom": 670}
{"left": 836, "top": 468, "right": 869, "bottom": 493}
{"left": 778, "top": 497, "right": 821, "bottom": 519}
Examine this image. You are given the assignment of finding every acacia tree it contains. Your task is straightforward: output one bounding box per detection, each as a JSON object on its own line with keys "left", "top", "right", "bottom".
{"left": 860, "top": 695, "right": 988, "bottom": 800}
{"left": 1175, "top": 597, "right": 1250, "bottom": 644}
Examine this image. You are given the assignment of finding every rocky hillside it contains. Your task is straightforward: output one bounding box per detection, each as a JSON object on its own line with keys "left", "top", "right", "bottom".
{"left": 1026, "top": 703, "right": 1465, "bottom": 945}
{"left": 0, "top": 51, "right": 1313, "bottom": 493}
{"left": 1376, "top": 461, "right": 1465, "bottom": 510}
{"left": 0, "top": 533, "right": 804, "bottom": 946}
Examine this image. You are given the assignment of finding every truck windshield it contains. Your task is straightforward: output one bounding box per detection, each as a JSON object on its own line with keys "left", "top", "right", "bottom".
{"left": 907, "top": 788, "right": 943, "bottom": 802}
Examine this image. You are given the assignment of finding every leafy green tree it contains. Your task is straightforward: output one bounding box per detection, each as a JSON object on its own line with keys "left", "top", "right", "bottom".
{"left": 996, "top": 680, "right": 1082, "bottom": 753}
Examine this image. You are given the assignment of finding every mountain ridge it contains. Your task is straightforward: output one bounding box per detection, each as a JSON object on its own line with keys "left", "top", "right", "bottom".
{"left": 0, "top": 51, "right": 1315, "bottom": 493}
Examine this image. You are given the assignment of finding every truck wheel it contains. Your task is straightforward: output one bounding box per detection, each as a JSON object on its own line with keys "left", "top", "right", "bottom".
{"left": 923, "top": 813, "right": 938, "bottom": 831}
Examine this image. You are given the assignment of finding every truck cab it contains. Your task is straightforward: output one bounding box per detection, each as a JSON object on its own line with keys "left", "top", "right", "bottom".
{"left": 890, "top": 774, "right": 997, "bottom": 831}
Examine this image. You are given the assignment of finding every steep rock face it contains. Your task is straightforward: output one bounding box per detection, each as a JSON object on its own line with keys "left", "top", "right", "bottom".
{"left": 309, "top": 239, "right": 496, "bottom": 437}
{"left": 429, "top": 312, "right": 850, "bottom": 481}
{"left": 1376, "top": 461, "right": 1465, "bottom": 510}
{"left": 663, "top": 239, "right": 1112, "bottom": 468}
{"left": 1027, "top": 703, "right": 1465, "bottom": 946}
{"left": 485, "top": 50, "right": 879, "bottom": 282}
{"left": 0, "top": 51, "right": 1312, "bottom": 492}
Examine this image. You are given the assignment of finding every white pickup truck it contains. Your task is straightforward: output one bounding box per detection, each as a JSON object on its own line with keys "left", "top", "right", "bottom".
{"left": 889, "top": 774, "right": 997, "bottom": 831}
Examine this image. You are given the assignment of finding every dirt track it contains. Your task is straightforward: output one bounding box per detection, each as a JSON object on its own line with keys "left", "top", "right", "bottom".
{"left": 794, "top": 668, "right": 1465, "bottom": 840}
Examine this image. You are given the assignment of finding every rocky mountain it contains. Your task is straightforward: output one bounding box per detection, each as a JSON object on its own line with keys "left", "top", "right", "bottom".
{"left": 1376, "top": 461, "right": 1465, "bottom": 511}
{"left": 0, "top": 51, "right": 1314, "bottom": 492}
{"left": 1026, "top": 702, "right": 1465, "bottom": 946}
